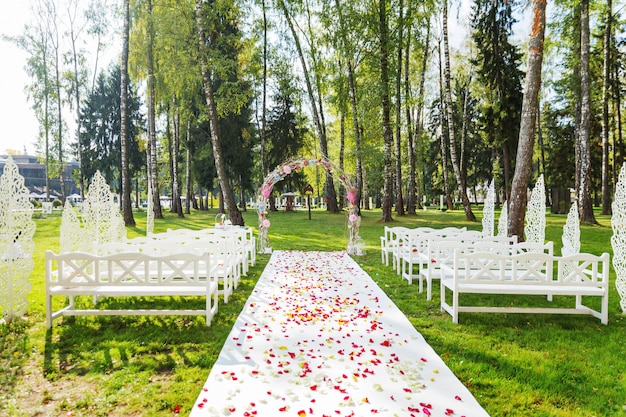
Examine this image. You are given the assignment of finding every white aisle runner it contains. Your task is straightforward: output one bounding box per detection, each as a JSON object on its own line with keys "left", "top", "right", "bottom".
{"left": 190, "top": 251, "right": 490, "bottom": 417}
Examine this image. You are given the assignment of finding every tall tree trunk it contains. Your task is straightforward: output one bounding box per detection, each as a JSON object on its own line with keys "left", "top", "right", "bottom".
{"left": 339, "top": 107, "right": 346, "bottom": 209}
{"left": 348, "top": 61, "right": 364, "bottom": 208}
{"left": 67, "top": 0, "right": 84, "bottom": 200}
{"left": 508, "top": 0, "right": 546, "bottom": 239}
{"left": 49, "top": 7, "right": 66, "bottom": 203}
{"left": 185, "top": 119, "right": 192, "bottom": 215}
{"left": 442, "top": 0, "right": 475, "bottom": 221}
{"left": 601, "top": 0, "right": 612, "bottom": 215}
{"left": 171, "top": 105, "right": 183, "bottom": 218}
{"left": 43, "top": 32, "right": 51, "bottom": 202}
{"left": 278, "top": 0, "right": 338, "bottom": 212}
{"left": 615, "top": 60, "right": 624, "bottom": 173}
{"left": 261, "top": 0, "right": 268, "bottom": 177}
{"left": 334, "top": 0, "right": 363, "bottom": 209}
{"left": 412, "top": 18, "right": 431, "bottom": 212}
{"left": 405, "top": 4, "right": 419, "bottom": 215}
{"left": 380, "top": 0, "right": 394, "bottom": 222}
{"left": 362, "top": 166, "right": 370, "bottom": 210}
{"left": 502, "top": 142, "right": 511, "bottom": 201}
{"left": 195, "top": 0, "right": 244, "bottom": 226}
{"left": 394, "top": 0, "right": 405, "bottom": 216}
{"left": 577, "top": 0, "right": 596, "bottom": 223}
{"left": 459, "top": 76, "right": 471, "bottom": 191}
{"left": 146, "top": 0, "right": 163, "bottom": 219}
{"left": 167, "top": 112, "right": 174, "bottom": 212}
{"left": 438, "top": 42, "right": 453, "bottom": 210}
{"left": 120, "top": 0, "right": 135, "bottom": 226}
{"left": 537, "top": 102, "right": 548, "bottom": 205}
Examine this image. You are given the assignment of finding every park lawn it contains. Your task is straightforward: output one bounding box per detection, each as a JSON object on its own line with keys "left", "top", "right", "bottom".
{"left": 1, "top": 206, "right": 625, "bottom": 416}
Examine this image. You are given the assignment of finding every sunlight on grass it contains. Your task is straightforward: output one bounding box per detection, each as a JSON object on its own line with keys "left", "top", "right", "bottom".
{"left": 1, "top": 207, "right": 625, "bottom": 416}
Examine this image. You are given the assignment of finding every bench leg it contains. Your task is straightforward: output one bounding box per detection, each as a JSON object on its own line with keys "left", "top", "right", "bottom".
{"left": 452, "top": 288, "right": 459, "bottom": 324}
{"left": 46, "top": 294, "right": 53, "bottom": 329}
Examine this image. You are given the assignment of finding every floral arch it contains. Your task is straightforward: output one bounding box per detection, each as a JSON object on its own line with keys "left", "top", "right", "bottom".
{"left": 256, "top": 156, "right": 363, "bottom": 255}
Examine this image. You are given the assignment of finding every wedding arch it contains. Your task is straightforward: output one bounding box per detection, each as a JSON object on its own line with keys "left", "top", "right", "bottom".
{"left": 256, "top": 156, "right": 362, "bottom": 255}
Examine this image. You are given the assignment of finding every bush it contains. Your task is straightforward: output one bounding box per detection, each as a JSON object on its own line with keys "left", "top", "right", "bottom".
{"left": 52, "top": 200, "right": 63, "bottom": 208}
{"left": 31, "top": 199, "right": 41, "bottom": 209}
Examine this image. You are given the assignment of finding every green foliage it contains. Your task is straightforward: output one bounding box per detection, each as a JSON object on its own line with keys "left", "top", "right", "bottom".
{"left": 265, "top": 61, "right": 308, "bottom": 194}
{"left": 79, "top": 64, "right": 146, "bottom": 190}
{"left": 470, "top": 0, "right": 523, "bottom": 191}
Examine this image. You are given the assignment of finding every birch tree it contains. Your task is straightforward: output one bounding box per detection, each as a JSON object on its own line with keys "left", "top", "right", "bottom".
{"left": 442, "top": 0, "right": 475, "bottom": 221}
{"left": 195, "top": 0, "right": 244, "bottom": 226}
{"left": 277, "top": 0, "right": 339, "bottom": 212}
{"left": 380, "top": 0, "right": 394, "bottom": 222}
{"left": 508, "top": 0, "right": 547, "bottom": 239}
{"left": 120, "top": 0, "right": 135, "bottom": 226}
{"left": 601, "top": 0, "right": 612, "bottom": 215}
{"left": 576, "top": 0, "right": 596, "bottom": 224}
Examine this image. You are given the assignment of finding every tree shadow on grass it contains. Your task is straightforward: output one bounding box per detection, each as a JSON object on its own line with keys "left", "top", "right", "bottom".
{"left": 43, "top": 271, "right": 263, "bottom": 382}
{"left": 421, "top": 313, "right": 626, "bottom": 416}
{"left": 0, "top": 315, "right": 34, "bottom": 410}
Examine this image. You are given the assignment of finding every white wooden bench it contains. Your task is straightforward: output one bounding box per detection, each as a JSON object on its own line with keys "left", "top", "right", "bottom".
{"left": 400, "top": 230, "right": 515, "bottom": 286}
{"left": 419, "top": 240, "right": 548, "bottom": 300}
{"left": 440, "top": 250, "right": 610, "bottom": 324}
{"left": 97, "top": 230, "right": 244, "bottom": 303}
{"left": 45, "top": 250, "right": 219, "bottom": 328}
{"left": 394, "top": 227, "right": 468, "bottom": 277}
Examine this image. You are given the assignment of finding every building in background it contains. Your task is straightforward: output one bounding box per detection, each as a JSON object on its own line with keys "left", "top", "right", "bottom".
{"left": 0, "top": 154, "right": 80, "bottom": 200}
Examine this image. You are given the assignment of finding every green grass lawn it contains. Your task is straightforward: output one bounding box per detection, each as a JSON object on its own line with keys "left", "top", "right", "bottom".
{"left": 1, "top": 206, "right": 625, "bottom": 416}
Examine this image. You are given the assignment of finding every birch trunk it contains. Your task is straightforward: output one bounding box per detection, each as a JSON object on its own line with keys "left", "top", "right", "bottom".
{"left": 438, "top": 43, "right": 453, "bottom": 210}
{"left": 395, "top": 0, "right": 405, "bottom": 216}
{"left": 120, "top": 0, "right": 135, "bottom": 226}
{"left": 577, "top": 0, "right": 596, "bottom": 223}
{"left": 442, "top": 0, "right": 475, "bottom": 221}
{"left": 279, "top": 0, "right": 338, "bottom": 212}
{"left": 508, "top": 0, "right": 546, "bottom": 239}
{"left": 146, "top": 0, "right": 163, "bottom": 219}
{"left": 601, "top": 0, "right": 612, "bottom": 215}
{"left": 185, "top": 119, "right": 192, "bottom": 214}
{"left": 380, "top": 0, "right": 394, "bottom": 222}
{"left": 334, "top": 0, "right": 364, "bottom": 208}
{"left": 194, "top": 0, "right": 244, "bottom": 226}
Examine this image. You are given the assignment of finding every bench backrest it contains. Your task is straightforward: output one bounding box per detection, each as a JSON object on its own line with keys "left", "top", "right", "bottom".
{"left": 454, "top": 251, "right": 554, "bottom": 284}
{"left": 453, "top": 250, "right": 609, "bottom": 288}
{"left": 558, "top": 252, "right": 610, "bottom": 287}
{"left": 46, "top": 250, "right": 213, "bottom": 286}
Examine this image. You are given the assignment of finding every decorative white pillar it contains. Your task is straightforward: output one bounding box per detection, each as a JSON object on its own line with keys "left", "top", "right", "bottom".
{"left": 83, "top": 171, "right": 127, "bottom": 252}
{"left": 561, "top": 201, "right": 580, "bottom": 256}
{"left": 0, "top": 156, "right": 35, "bottom": 322}
{"left": 497, "top": 201, "right": 508, "bottom": 237}
{"left": 482, "top": 180, "right": 495, "bottom": 237}
{"left": 61, "top": 200, "right": 83, "bottom": 253}
{"left": 611, "top": 164, "right": 626, "bottom": 313}
{"left": 525, "top": 174, "right": 546, "bottom": 244}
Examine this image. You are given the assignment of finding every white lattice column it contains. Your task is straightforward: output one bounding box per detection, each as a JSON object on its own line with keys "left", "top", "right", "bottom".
{"left": 60, "top": 200, "right": 83, "bottom": 253}
{"left": 562, "top": 201, "right": 580, "bottom": 256}
{"left": 83, "top": 171, "right": 127, "bottom": 252}
{"left": 0, "top": 156, "right": 35, "bottom": 322}
{"left": 497, "top": 201, "right": 508, "bottom": 237}
{"left": 482, "top": 180, "right": 495, "bottom": 237}
{"left": 525, "top": 174, "right": 546, "bottom": 244}
{"left": 611, "top": 164, "right": 626, "bottom": 313}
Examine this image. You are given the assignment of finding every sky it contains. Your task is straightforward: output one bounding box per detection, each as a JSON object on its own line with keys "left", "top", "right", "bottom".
{"left": 0, "top": 1, "right": 530, "bottom": 157}
{"left": 0, "top": 1, "right": 39, "bottom": 155}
